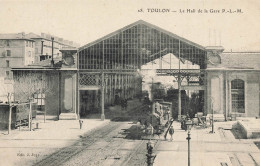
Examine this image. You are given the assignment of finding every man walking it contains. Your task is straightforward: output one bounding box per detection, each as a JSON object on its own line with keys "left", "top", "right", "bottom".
{"left": 169, "top": 126, "right": 174, "bottom": 141}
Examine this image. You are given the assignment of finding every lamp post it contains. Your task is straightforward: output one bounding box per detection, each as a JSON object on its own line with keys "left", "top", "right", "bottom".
{"left": 186, "top": 118, "right": 193, "bottom": 166}
{"left": 146, "top": 124, "right": 156, "bottom": 166}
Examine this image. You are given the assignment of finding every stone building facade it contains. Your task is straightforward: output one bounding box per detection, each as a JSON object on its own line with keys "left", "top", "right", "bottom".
{"left": 25, "top": 33, "right": 80, "bottom": 63}
{"left": 0, "top": 32, "right": 79, "bottom": 102}
{"left": 0, "top": 33, "right": 35, "bottom": 102}
{"left": 206, "top": 49, "right": 260, "bottom": 119}
{"left": 10, "top": 20, "right": 260, "bottom": 120}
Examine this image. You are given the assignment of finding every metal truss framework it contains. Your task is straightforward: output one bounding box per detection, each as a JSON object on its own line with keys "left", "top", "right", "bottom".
{"left": 156, "top": 69, "right": 206, "bottom": 85}
{"left": 77, "top": 20, "right": 207, "bottom": 96}
{"left": 78, "top": 20, "right": 207, "bottom": 71}
{"left": 77, "top": 20, "right": 208, "bottom": 119}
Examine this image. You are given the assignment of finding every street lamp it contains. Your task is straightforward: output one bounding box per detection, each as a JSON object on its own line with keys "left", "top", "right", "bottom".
{"left": 146, "top": 140, "right": 156, "bottom": 166}
{"left": 186, "top": 118, "right": 193, "bottom": 166}
{"left": 146, "top": 124, "right": 156, "bottom": 166}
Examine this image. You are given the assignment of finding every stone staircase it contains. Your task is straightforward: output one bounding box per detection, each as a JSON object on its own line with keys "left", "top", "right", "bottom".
{"left": 59, "top": 113, "right": 78, "bottom": 120}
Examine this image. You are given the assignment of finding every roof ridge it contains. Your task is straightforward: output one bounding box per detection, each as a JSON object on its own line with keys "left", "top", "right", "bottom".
{"left": 223, "top": 51, "right": 260, "bottom": 53}
{"left": 79, "top": 20, "right": 205, "bottom": 51}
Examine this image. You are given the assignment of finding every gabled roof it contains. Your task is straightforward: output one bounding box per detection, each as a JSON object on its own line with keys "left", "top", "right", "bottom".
{"left": 79, "top": 20, "right": 205, "bottom": 51}
{"left": 25, "top": 33, "right": 42, "bottom": 39}
{"left": 218, "top": 52, "right": 260, "bottom": 70}
{"left": 0, "top": 33, "right": 35, "bottom": 41}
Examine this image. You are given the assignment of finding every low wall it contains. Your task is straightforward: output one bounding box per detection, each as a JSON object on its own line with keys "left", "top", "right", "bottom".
{"left": 233, "top": 118, "right": 260, "bottom": 139}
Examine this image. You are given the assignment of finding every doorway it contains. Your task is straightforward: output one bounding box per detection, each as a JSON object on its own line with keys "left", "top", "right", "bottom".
{"left": 79, "top": 90, "right": 100, "bottom": 117}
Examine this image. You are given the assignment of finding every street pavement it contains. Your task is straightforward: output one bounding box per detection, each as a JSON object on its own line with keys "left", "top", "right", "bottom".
{"left": 154, "top": 121, "right": 260, "bottom": 166}
{"left": 0, "top": 117, "right": 109, "bottom": 166}
{"left": 0, "top": 114, "right": 259, "bottom": 166}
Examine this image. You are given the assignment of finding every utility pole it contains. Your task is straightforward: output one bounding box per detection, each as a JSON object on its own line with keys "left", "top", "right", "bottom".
{"left": 178, "top": 40, "right": 182, "bottom": 120}
{"left": 51, "top": 37, "right": 54, "bottom": 67}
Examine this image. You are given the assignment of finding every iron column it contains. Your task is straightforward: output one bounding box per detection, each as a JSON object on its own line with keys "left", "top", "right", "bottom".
{"left": 211, "top": 102, "right": 214, "bottom": 133}
{"left": 178, "top": 40, "right": 181, "bottom": 120}
{"left": 210, "top": 98, "right": 214, "bottom": 133}
{"left": 101, "top": 40, "right": 105, "bottom": 121}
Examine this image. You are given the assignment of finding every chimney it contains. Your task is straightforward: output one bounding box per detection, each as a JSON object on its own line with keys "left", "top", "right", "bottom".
{"left": 41, "top": 40, "right": 44, "bottom": 55}
{"left": 18, "top": 32, "right": 25, "bottom": 38}
{"left": 41, "top": 33, "right": 45, "bottom": 38}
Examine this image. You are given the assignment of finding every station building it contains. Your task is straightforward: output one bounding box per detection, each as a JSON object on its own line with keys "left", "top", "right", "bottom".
{"left": 0, "top": 32, "right": 79, "bottom": 103}
{"left": 11, "top": 20, "right": 260, "bottom": 120}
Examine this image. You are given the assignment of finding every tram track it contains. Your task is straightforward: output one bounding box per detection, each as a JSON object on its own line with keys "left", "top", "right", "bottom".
{"left": 118, "top": 139, "right": 161, "bottom": 166}
{"left": 34, "top": 120, "right": 163, "bottom": 166}
{"left": 62, "top": 123, "right": 131, "bottom": 166}
{"left": 33, "top": 122, "right": 123, "bottom": 166}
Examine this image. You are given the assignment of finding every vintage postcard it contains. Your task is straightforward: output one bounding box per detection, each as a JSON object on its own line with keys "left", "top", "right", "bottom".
{"left": 0, "top": 0, "right": 260, "bottom": 165}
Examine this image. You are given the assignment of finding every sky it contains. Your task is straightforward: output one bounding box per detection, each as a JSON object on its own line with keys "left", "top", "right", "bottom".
{"left": 0, "top": 0, "right": 260, "bottom": 52}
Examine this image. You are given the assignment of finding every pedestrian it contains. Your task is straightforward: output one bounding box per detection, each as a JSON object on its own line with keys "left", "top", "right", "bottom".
{"left": 121, "top": 98, "right": 125, "bottom": 111}
{"left": 169, "top": 126, "right": 174, "bottom": 141}
{"left": 124, "top": 99, "right": 128, "bottom": 111}
{"left": 147, "top": 123, "right": 154, "bottom": 140}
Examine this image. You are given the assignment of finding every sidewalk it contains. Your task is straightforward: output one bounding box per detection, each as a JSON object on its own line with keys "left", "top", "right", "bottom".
{"left": 154, "top": 121, "right": 260, "bottom": 166}
{"left": 0, "top": 118, "right": 110, "bottom": 166}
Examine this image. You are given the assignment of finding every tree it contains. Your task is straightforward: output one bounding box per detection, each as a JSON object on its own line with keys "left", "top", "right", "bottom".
{"left": 13, "top": 70, "right": 57, "bottom": 123}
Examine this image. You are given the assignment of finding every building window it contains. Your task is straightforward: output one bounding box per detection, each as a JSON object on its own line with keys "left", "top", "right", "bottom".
{"left": 231, "top": 79, "right": 245, "bottom": 113}
{"left": 7, "top": 50, "right": 11, "bottom": 56}
{"left": 6, "top": 71, "right": 10, "bottom": 78}
{"left": 33, "top": 93, "right": 45, "bottom": 106}
{"left": 6, "top": 60, "right": 9, "bottom": 67}
{"left": 28, "top": 51, "right": 31, "bottom": 57}
{"left": 26, "top": 41, "right": 28, "bottom": 47}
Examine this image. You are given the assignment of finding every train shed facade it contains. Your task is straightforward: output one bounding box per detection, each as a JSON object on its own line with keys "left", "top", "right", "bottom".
{"left": 11, "top": 20, "right": 260, "bottom": 120}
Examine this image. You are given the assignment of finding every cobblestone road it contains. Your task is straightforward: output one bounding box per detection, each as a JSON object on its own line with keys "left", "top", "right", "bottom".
{"left": 33, "top": 122, "right": 157, "bottom": 166}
